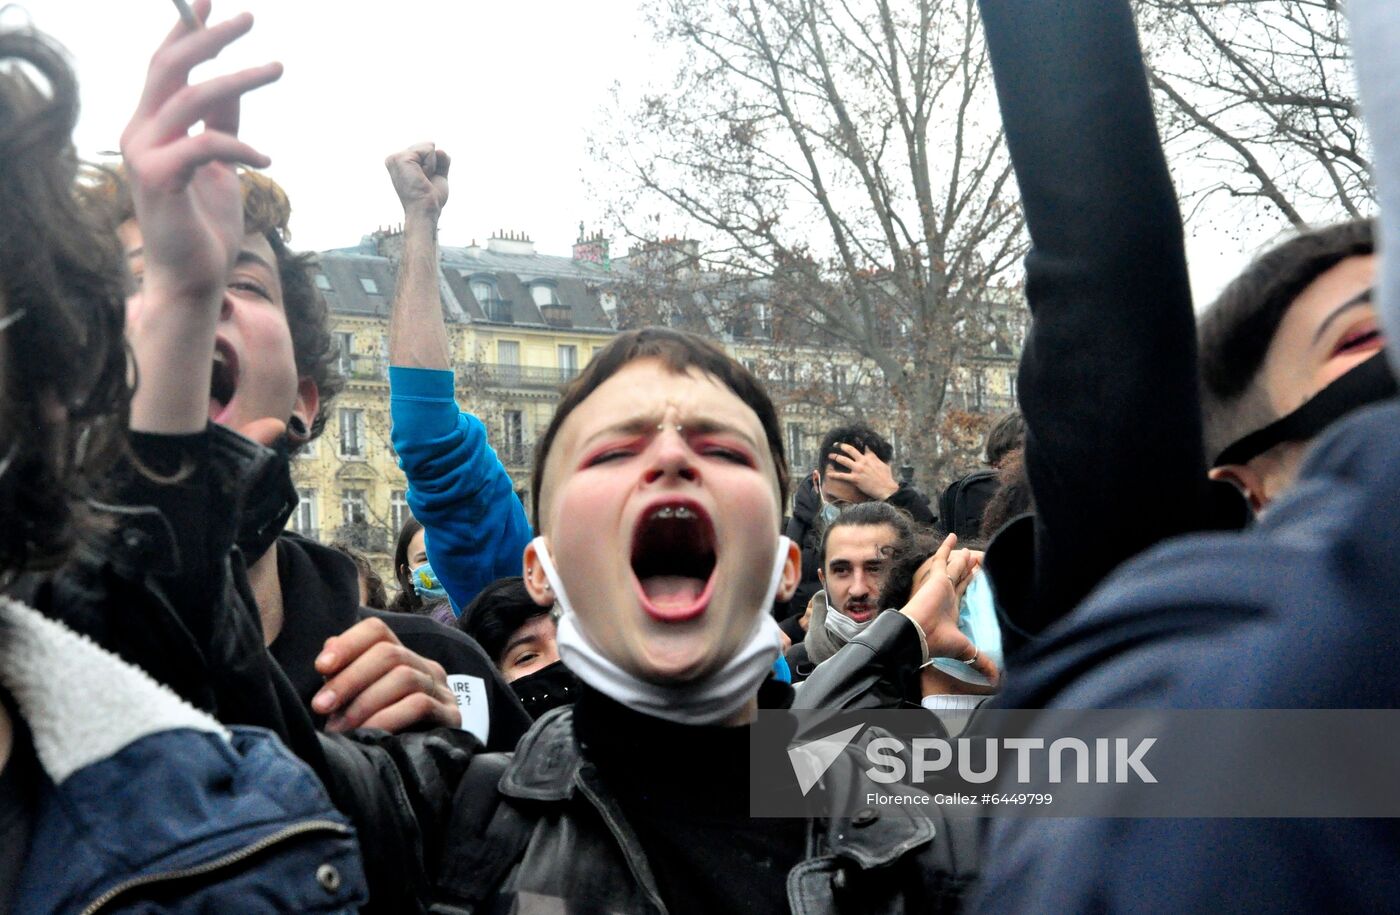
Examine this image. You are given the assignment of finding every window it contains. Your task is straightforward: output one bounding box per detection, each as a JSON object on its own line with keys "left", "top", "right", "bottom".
{"left": 295, "top": 436, "right": 319, "bottom": 459}
{"left": 390, "top": 489, "right": 410, "bottom": 535}
{"left": 558, "top": 345, "right": 578, "bottom": 378}
{"left": 502, "top": 410, "right": 525, "bottom": 465}
{"left": 341, "top": 488, "right": 367, "bottom": 526}
{"left": 531, "top": 284, "right": 560, "bottom": 307}
{"left": 498, "top": 340, "right": 520, "bottom": 365}
{"left": 314, "top": 273, "right": 332, "bottom": 291}
{"left": 338, "top": 408, "right": 364, "bottom": 458}
{"left": 359, "top": 276, "right": 380, "bottom": 295}
{"left": 471, "top": 280, "right": 495, "bottom": 305}
{"left": 786, "top": 423, "right": 806, "bottom": 470}
{"left": 335, "top": 331, "right": 354, "bottom": 377}
{"left": 754, "top": 303, "right": 772, "bottom": 338}
{"left": 292, "top": 489, "right": 318, "bottom": 538}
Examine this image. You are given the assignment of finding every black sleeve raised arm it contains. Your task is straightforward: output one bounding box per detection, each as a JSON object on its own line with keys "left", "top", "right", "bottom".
{"left": 977, "top": 0, "right": 1218, "bottom": 649}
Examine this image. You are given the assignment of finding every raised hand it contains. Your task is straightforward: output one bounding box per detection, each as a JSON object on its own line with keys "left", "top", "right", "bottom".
{"left": 899, "top": 534, "right": 999, "bottom": 687}
{"left": 826, "top": 442, "right": 900, "bottom": 501}
{"left": 121, "top": 0, "right": 282, "bottom": 434}
{"left": 385, "top": 142, "right": 451, "bottom": 222}
{"left": 122, "top": 1, "right": 282, "bottom": 303}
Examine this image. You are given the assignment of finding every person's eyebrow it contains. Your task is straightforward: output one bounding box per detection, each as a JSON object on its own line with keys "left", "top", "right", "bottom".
{"left": 126, "top": 246, "right": 143, "bottom": 260}
{"left": 1312, "top": 288, "right": 1373, "bottom": 346}
{"left": 235, "top": 249, "right": 277, "bottom": 274}
{"left": 502, "top": 632, "right": 539, "bottom": 656}
{"left": 581, "top": 412, "right": 761, "bottom": 451}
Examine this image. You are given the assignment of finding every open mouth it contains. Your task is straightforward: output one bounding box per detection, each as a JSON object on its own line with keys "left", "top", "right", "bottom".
{"left": 1332, "top": 321, "right": 1384, "bottom": 359}
{"left": 209, "top": 339, "right": 240, "bottom": 423}
{"left": 630, "top": 499, "right": 718, "bottom": 623}
{"left": 843, "top": 604, "right": 877, "bottom": 624}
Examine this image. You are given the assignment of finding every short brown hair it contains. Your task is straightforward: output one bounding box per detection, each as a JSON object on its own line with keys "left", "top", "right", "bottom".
{"left": 82, "top": 168, "right": 343, "bottom": 442}
{"left": 530, "top": 327, "right": 789, "bottom": 531}
{"left": 0, "top": 27, "right": 131, "bottom": 576}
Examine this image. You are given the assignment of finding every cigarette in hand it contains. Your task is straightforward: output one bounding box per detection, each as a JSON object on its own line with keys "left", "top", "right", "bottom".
{"left": 170, "top": 0, "right": 201, "bottom": 30}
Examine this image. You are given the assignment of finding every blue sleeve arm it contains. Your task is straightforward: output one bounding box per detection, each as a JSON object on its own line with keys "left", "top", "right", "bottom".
{"left": 390, "top": 366, "right": 534, "bottom": 614}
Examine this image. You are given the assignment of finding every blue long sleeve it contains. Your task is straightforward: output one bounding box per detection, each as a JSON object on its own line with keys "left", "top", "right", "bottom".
{"left": 390, "top": 366, "right": 534, "bottom": 614}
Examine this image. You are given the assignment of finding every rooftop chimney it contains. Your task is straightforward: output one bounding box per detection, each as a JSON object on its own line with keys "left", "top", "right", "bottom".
{"left": 572, "top": 222, "right": 611, "bottom": 269}
{"left": 486, "top": 229, "right": 535, "bottom": 257}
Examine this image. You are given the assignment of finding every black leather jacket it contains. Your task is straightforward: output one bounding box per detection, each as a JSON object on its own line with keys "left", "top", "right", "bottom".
{"left": 431, "top": 701, "right": 978, "bottom": 914}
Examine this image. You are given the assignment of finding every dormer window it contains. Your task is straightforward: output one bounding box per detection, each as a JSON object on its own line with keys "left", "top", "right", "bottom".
{"left": 314, "top": 273, "right": 332, "bottom": 291}
{"left": 530, "top": 283, "right": 560, "bottom": 308}
{"left": 359, "top": 277, "right": 380, "bottom": 295}
{"left": 471, "top": 278, "right": 496, "bottom": 305}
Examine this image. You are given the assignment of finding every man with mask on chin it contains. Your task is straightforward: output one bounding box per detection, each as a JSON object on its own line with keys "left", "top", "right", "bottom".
{"left": 783, "top": 423, "right": 935, "bottom": 633}
{"left": 785, "top": 501, "right": 910, "bottom": 680}
{"left": 425, "top": 326, "right": 981, "bottom": 914}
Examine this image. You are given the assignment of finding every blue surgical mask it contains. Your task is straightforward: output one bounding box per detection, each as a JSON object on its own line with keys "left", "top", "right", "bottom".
{"left": 924, "top": 572, "right": 1004, "bottom": 687}
{"left": 819, "top": 500, "right": 841, "bottom": 525}
{"left": 411, "top": 562, "right": 449, "bottom": 601}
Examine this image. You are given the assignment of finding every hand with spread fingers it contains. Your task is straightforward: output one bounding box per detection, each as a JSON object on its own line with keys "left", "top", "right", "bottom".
{"left": 899, "top": 533, "right": 999, "bottom": 687}
{"left": 121, "top": 0, "right": 281, "bottom": 305}
{"left": 120, "top": 0, "right": 282, "bottom": 435}
{"left": 826, "top": 442, "right": 901, "bottom": 501}
{"left": 311, "top": 617, "right": 462, "bottom": 734}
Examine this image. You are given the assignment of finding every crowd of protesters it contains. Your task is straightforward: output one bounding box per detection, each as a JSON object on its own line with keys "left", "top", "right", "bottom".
{"left": 1, "top": 0, "right": 1398, "bottom": 910}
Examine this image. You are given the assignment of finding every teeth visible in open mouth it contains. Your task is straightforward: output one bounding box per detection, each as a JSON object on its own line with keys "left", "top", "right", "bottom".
{"left": 649, "top": 506, "right": 697, "bottom": 521}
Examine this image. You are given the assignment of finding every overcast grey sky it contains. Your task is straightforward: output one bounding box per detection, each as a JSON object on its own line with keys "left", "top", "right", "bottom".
{"left": 26, "top": 0, "right": 1273, "bottom": 305}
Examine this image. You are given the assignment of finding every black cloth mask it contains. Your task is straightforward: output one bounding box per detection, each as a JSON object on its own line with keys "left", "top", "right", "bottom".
{"left": 234, "top": 431, "right": 300, "bottom": 564}
{"left": 1214, "top": 352, "right": 1398, "bottom": 468}
{"left": 510, "top": 660, "right": 579, "bottom": 719}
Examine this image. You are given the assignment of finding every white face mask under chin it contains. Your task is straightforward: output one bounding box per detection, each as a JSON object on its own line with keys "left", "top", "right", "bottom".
{"left": 824, "top": 598, "right": 875, "bottom": 644}
{"left": 533, "top": 534, "right": 791, "bottom": 726}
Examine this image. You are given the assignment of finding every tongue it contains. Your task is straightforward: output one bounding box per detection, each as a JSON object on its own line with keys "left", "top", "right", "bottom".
{"left": 640, "top": 575, "right": 707, "bottom": 614}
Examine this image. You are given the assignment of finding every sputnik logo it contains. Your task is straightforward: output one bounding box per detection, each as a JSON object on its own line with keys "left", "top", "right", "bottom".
{"left": 787, "top": 723, "right": 864, "bottom": 795}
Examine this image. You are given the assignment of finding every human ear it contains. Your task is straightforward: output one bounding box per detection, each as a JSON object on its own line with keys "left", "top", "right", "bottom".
{"left": 290, "top": 377, "right": 320, "bottom": 443}
{"left": 776, "top": 539, "right": 802, "bottom": 602}
{"left": 1209, "top": 464, "right": 1268, "bottom": 514}
{"left": 521, "top": 540, "right": 557, "bottom": 609}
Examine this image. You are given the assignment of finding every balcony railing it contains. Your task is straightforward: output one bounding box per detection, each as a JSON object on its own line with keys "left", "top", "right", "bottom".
{"left": 943, "top": 390, "right": 1016, "bottom": 415}
{"left": 473, "top": 363, "right": 581, "bottom": 389}
{"left": 338, "top": 353, "right": 386, "bottom": 382}
{"left": 496, "top": 441, "right": 533, "bottom": 467}
{"left": 540, "top": 303, "right": 573, "bottom": 327}
{"left": 330, "top": 522, "right": 392, "bottom": 554}
{"left": 482, "top": 298, "right": 514, "bottom": 323}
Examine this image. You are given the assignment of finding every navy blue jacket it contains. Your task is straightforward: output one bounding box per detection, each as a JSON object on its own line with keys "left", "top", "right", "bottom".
{"left": 974, "top": 404, "right": 1400, "bottom": 911}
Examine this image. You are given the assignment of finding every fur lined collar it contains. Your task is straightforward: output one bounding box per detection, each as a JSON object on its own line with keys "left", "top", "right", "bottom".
{"left": 0, "top": 596, "right": 226, "bottom": 783}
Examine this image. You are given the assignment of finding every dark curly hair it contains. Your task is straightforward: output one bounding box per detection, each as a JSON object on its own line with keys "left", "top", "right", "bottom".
{"left": 81, "top": 168, "right": 344, "bottom": 444}
{"left": 0, "top": 27, "right": 131, "bottom": 578}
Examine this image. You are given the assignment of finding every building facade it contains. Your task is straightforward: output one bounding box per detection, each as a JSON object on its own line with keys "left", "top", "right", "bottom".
{"left": 290, "top": 226, "right": 1023, "bottom": 579}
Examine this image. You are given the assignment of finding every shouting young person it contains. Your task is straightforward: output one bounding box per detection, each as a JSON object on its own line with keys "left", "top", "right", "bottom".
{"left": 430, "top": 328, "right": 980, "bottom": 913}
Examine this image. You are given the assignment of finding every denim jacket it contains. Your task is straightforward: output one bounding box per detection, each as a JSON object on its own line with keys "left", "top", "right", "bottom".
{"left": 0, "top": 597, "right": 368, "bottom": 914}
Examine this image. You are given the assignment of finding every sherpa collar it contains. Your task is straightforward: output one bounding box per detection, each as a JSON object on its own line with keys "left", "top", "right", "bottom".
{"left": 0, "top": 596, "right": 227, "bottom": 784}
